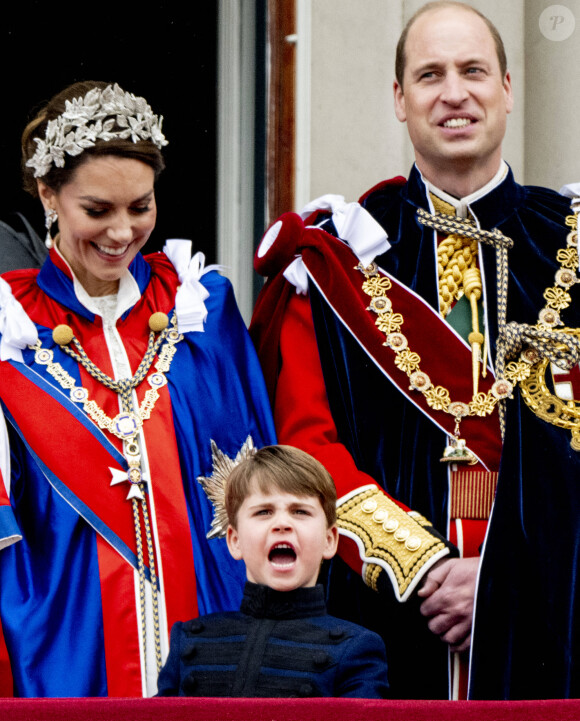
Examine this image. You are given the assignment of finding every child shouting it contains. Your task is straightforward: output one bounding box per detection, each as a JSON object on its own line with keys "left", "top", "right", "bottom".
{"left": 156, "top": 444, "right": 389, "bottom": 698}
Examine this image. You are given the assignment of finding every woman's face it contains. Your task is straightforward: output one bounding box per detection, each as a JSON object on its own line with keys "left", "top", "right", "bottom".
{"left": 38, "top": 155, "right": 157, "bottom": 297}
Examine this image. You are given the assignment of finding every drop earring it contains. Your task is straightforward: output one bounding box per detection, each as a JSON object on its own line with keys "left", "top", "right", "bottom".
{"left": 45, "top": 208, "right": 58, "bottom": 249}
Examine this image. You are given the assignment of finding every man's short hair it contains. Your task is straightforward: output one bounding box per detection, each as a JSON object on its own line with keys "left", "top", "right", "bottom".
{"left": 225, "top": 445, "right": 337, "bottom": 529}
{"left": 395, "top": 1, "right": 508, "bottom": 87}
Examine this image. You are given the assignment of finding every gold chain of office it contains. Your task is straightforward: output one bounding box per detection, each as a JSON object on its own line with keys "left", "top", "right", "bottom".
{"left": 356, "top": 206, "right": 580, "bottom": 446}
{"left": 30, "top": 310, "right": 183, "bottom": 678}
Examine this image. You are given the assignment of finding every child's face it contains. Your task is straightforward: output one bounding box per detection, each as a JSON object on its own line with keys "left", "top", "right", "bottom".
{"left": 226, "top": 482, "right": 339, "bottom": 592}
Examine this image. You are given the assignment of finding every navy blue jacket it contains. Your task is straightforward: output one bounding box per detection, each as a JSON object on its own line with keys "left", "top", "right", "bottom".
{"left": 156, "top": 582, "right": 389, "bottom": 698}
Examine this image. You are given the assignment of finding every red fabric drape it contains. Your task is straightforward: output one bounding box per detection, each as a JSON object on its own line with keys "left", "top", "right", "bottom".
{"left": 0, "top": 698, "right": 578, "bottom": 720}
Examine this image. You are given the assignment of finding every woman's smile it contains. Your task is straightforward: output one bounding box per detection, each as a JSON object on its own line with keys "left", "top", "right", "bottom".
{"left": 39, "top": 155, "right": 156, "bottom": 296}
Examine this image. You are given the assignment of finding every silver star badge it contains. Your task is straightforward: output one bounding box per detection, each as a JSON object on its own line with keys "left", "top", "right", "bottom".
{"left": 197, "top": 436, "right": 256, "bottom": 539}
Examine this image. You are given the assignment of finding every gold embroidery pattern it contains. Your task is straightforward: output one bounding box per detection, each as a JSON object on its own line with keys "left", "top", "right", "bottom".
{"left": 337, "top": 488, "right": 447, "bottom": 597}
{"left": 519, "top": 328, "right": 580, "bottom": 450}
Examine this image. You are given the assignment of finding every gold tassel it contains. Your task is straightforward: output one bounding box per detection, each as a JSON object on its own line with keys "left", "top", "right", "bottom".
{"left": 463, "top": 267, "right": 484, "bottom": 396}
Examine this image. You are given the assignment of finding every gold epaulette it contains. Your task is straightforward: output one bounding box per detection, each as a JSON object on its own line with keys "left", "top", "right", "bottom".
{"left": 337, "top": 486, "right": 450, "bottom": 601}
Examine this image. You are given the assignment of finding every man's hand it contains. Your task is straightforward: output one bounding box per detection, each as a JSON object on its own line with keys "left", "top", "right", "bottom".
{"left": 417, "top": 556, "right": 480, "bottom": 653}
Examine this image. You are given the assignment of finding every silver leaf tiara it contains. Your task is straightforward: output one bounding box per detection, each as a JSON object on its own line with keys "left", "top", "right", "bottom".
{"left": 26, "top": 83, "right": 169, "bottom": 178}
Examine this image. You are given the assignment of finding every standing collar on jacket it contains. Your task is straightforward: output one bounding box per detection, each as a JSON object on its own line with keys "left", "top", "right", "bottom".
{"left": 403, "top": 162, "right": 525, "bottom": 229}
{"left": 240, "top": 582, "right": 327, "bottom": 620}
{"left": 423, "top": 161, "right": 509, "bottom": 218}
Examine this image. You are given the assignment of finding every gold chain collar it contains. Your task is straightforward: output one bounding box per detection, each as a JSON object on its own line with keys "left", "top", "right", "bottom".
{"left": 31, "top": 312, "right": 182, "bottom": 451}
{"left": 29, "top": 310, "right": 183, "bottom": 677}
{"left": 357, "top": 261, "right": 511, "bottom": 463}
{"left": 356, "top": 204, "right": 580, "bottom": 457}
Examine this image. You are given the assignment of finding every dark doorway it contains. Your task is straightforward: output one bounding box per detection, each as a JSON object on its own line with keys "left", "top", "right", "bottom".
{"left": 0, "top": 3, "right": 218, "bottom": 260}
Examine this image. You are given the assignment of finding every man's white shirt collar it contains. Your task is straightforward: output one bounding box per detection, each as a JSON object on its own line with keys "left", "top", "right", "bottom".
{"left": 422, "top": 160, "right": 509, "bottom": 218}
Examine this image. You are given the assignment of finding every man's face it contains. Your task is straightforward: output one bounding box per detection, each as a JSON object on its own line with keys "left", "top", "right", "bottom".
{"left": 393, "top": 7, "right": 513, "bottom": 187}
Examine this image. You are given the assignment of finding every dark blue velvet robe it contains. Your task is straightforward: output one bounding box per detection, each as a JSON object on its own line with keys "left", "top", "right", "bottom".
{"left": 309, "top": 166, "right": 580, "bottom": 699}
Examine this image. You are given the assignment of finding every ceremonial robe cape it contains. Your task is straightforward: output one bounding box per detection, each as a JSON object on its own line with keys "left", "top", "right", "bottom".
{"left": 0, "top": 246, "right": 276, "bottom": 697}
{"left": 250, "top": 165, "right": 580, "bottom": 699}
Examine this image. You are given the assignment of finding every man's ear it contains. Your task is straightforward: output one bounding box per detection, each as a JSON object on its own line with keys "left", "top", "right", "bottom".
{"left": 226, "top": 524, "right": 243, "bottom": 561}
{"left": 503, "top": 71, "right": 514, "bottom": 115}
{"left": 393, "top": 80, "right": 407, "bottom": 123}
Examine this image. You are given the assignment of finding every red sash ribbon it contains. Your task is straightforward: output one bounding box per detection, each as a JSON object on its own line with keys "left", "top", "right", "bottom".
{"left": 254, "top": 214, "right": 502, "bottom": 472}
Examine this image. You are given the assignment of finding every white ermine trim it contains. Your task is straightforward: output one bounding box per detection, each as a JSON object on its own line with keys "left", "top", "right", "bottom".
{"left": 257, "top": 220, "right": 282, "bottom": 258}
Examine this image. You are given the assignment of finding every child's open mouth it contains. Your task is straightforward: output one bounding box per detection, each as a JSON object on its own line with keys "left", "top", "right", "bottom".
{"left": 268, "top": 543, "right": 297, "bottom": 566}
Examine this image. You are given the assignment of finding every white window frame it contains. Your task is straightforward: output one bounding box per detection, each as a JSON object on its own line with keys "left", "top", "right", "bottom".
{"left": 217, "top": 0, "right": 257, "bottom": 325}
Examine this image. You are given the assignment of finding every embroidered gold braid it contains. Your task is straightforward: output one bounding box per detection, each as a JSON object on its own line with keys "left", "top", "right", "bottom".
{"left": 337, "top": 488, "right": 447, "bottom": 597}
{"left": 518, "top": 329, "right": 580, "bottom": 450}
{"left": 431, "top": 195, "right": 479, "bottom": 318}
{"left": 417, "top": 207, "right": 516, "bottom": 436}
{"left": 30, "top": 312, "right": 183, "bottom": 676}
{"left": 437, "top": 234, "right": 478, "bottom": 317}
{"left": 430, "top": 195, "right": 489, "bottom": 396}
